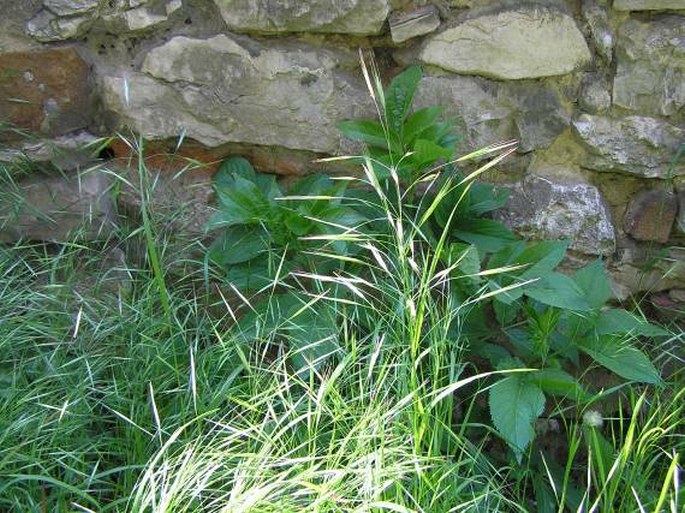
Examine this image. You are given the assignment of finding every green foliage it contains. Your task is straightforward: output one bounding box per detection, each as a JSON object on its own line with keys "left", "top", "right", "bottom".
{"left": 207, "top": 156, "right": 361, "bottom": 290}
{"left": 206, "top": 65, "right": 667, "bottom": 470}
{"left": 489, "top": 371, "right": 546, "bottom": 464}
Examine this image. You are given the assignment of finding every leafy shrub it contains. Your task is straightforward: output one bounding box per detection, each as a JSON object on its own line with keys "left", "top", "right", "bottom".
{"left": 207, "top": 63, "right": 666, "bottom": 471}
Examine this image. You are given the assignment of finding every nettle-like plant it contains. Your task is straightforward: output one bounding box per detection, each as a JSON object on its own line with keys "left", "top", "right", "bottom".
{"left": 336, "top": 64, "right": 665, "bottom": 464}
{"left": 207, "top": 63, "right": 665, "bottom": 470}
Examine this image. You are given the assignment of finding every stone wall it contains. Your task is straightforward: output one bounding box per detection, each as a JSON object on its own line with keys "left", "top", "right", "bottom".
{"left": 0, "top": 0, "right": 684, "bottom": 301}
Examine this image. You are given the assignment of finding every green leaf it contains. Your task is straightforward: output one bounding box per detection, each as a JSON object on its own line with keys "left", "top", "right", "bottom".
{"left": 525, "top": 273, "right": 592, "bottom": 311}
{"left": 284, "top": 211, "right": 314, "bottom": 236}
{"left": 337, "top": 120, "right": 390, "bottom": 150}
{"left": 208, "top": 225, "right": 269, "bottom": 266}
{"left": 384, "top": 65, "right": 422, "bottom": 135}
{"left": 468, "top": 182, "right": 511, "bottom": 216}
{"left": 213, "top": 156, "right": 256, "bottom": 188}
{"left": 445, "top": 243, "right": 481, "bottom": 278}
{"left": 453, "top": 218, "right": 517, "bottom": 253}
{"left": 595, "top": 309, "right": 669, "bottom": 337}
{"left": 573, "top": 260, "right": 613, "bottom": 309}
{"left": 213, "top": 175, "right": 274, "bottom": 228}
{"left": 529, "top": 368, "right": 590, "bottom": 401}
{"left": 489, "top": 374, "right": 545, "bottom": 463}
{"left": 404, "top": 106, "right": 443, "bottom": 144}
{"left": 412, "top": 138, "right": 453, "bottom": 167}
{"left": 472, "top": 342, "right": 512, "bottom": 367}
{"left": 580, "top": 337, "right": 662, "bottom": 384}
{"left": 517, "top": 240, "right": 569, "bottom": 281}
{"left": 494, "top": 300, "right": 521, "bottom": 326}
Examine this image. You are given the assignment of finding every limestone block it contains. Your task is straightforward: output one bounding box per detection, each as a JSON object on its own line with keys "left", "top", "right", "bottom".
{"left": 582, "top": 0, "right": 613, "bottom": 63}
{"left": 503, "top": 83, "right": 570, "bottom": 153}
{"left": 415, "top": 75, "right": 515, "bottom": 152}
{"left": 572, "top": 114, "right": 685, "bottom": 178}
{"left": 389, "top": 5, "right": 441, "bottom": 43}
{"left": 0, "top": 131, "right": 100, "bottom": 171}
{"left": 420, "top": 6, "right": 591, "bottom": 79}
{"left": 579, "top": 73, "right": 611, "bottom": 114}
{"left": 26, "top": 10, "right": 91, "bottom": 41}
{"left": 43, "top": 0, "right": 100, "bottom": 16}
{"left": 494, "top": 175, "right": 615, "bottom": 256}
{"left": 613, "top": 0, "right": 685, "bottom": 10}
{"left": 213, "top": 0, "right": 390, "bottom": 35}
{"left": 0, "top": 169, "right": 116, "bottom": 243}
{"left": 613, "top": 16, "right": 685, "bottom": 117}
{"left": 102, "top": 35, "right": 373, "bottom": 153}
{"left": 624, "top": 189, "right": 677, "bottom": 243}
{"left": 0, "top": 48, "right": 91, "bottom": 140}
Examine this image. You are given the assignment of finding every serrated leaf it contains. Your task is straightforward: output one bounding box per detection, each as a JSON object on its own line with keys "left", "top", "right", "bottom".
{"left": 525, "top": 273, "right": 591, "bottom": 311}
{"left": 580, "top": 337, "right": 662, "bottom": 384}
{"left": 595, "top": 309, "right": 669, "bottom": 337}
{"left": 573, "top": 260, "right": 613, "bottom": 309}
{"left": 384, "top": 65, "right": 422, "bottom": 135}
{"left": 489, "top": 375, "right": 545, "bottom": 463}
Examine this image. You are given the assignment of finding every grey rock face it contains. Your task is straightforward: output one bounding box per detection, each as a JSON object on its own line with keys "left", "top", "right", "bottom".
{"left": 26, "top": 10, "right": 90, "bottom": 41}
{"left": 212, "top": 0, "right": 390, "bottom": 35}
{"left": 389, "top": 5, "right": 441, "bottom": 44}
{"left": 28, "top": 0, "right": 177, "bottom": 40}
{"left": 504, "top": 84, "right": 570, "bottom": 153}
{"left": 43, "top": 0, "right": 100, "bottom": 16}
{"left": 572, "top": 114, "right": 685, "bottom": 178}
{"left": 613, "top": 16, "right": 685, "bottom": 117}
{"left": 0, "top": 169, "right": 115, "bottom": 243}
{"left": 494, "top": 175, "right": 615, "bottom": 255}
{"left": 415, "top": 75, "right": 515, "bottom": 152}
{"left": 102, "top": 35, "right": 372, "bottom": 153}
{"left": 624, "top": 189, "right": 677, "bottom": 243}
{"left": 582, "top": 0, "right": 613, "bottom": 63}
{"left": 579, "top": 73, "right": 612, "bottom": 114}
{"left": 420, "top": 7, "right": 591, "bottom": 79}
{"left": 613, "top": 0, "right": 685, "bottom": 10}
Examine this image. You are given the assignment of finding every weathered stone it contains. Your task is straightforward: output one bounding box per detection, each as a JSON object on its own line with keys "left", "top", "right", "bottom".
{"left": 26, "top": 9, "right": 90, "bottom": 41}
{"left": 572, "top": 114, "right": 685, "bottom": 178}
{"left": 624, "top": 189, "right": 677, "bottom": 243}
{"left": 213, "top": 0, "right": 390, "bottom": 35}
{"left": 0, "top": 48, "right": 91, "bottom": 140}
{"left": 677, "top": 185, "right": 685, "bottom": 234}
{"left": 0, "top": 169, "right": 115, "bottom": 243}
{"left": 613, "top": 0, "right": 685, "bottom": 10}
{"left": 43, "top": 0, "right": 99, "bottom": 16}
{"left": 389, "top": 5, "right": 440, "bottom": 43}
{"left": 610, "top": 246, "right": 685, "bottom": 299}
{"left": 415, "top": 75, "right": 515, "bottom": 152}
{"left": 122, "top": 6, "right": 170, "bottom": 31}
{"left": 0, "top": 131, "right": 100, "bottom": 170}
{"left": 582, "top": 0, "right": 613, "bottom": 63}
{"left": 420, "top": 7, "right": 591, "bottom": 79}
{"left": 102, "top": 35, "right": 372, "bottom": 153}
{"left": 503, "top": 83, "right": 570, "bottom": 153}
{"left": 579, "top": 73, "right": 611, "bottom": 114}
{"left": 613, "top": 16, "right": 685, "bottom": 117}
{"left": 494, "top": 175, "right": 615, "bottom": 255}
